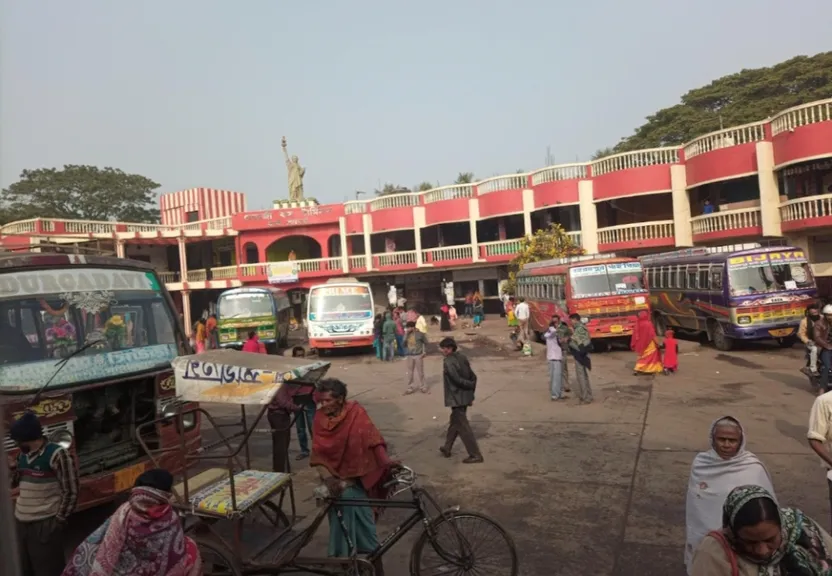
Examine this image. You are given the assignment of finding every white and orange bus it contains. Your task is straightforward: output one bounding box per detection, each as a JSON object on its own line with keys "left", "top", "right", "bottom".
{"left": 306, "top": 279, "right": 375, "bottom": 351}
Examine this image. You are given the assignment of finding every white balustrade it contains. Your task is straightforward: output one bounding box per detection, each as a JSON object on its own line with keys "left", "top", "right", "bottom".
{"left": 186, "top": 269, "right": 208, "bottom": 282}
{"left": 348, "top": 255, "right": 367, "bottom": 269}
{"left": 0, "top": 219, "right": 38, "bottom": 235}
{"left": 780, "top": 193, "right": 832, "bottom": 223}
{"left": 65, "top": 220, "right": 119, "bottom": 235}
{"left": 479, "top": 239, "right": 522, "bottom": 257}
{"left": 424, "top": 245, "right": 473, "bottom": 262}
{"left": 157, "top": 271, "right": 179, "bottom": 284}
{"left": 369, "top": 193, "right": 421, "bottom": 211}
{"left": 476, "top": 174, "right": 528, "bottom": 194}
{"left": 374, "top": 251, "right": 417, "bottom": 267}
{"left": 683, "top": 122, "right": 767, "bottom": 159}
{"left": 597, "top": 221, "right": 675, "bottom": 245}
{"left": 691, "top": 208, "right": 761, "bottom": 236}
{"left": 125, "top": 223, "right": 170, "bottom": 233}
{"left": 239, "top": 263, "right": 267, "bottom": 277}
{"left": 591, "top": 147, "right": 680, "bottom": 176}
{"left": 294, "top": 257, "right": 343, "bottom": 272}
{"left": 771, "top": 98, "right": 832, "bottom": 136}
{"left": 423, "top": 184, "right": 475, "bottom": 204}
{"left": 344, "top": 201, "right": 368, "bottom": 214}
{"left": 567, "top": 231, "right": 582, "bottom": 247}
{"left": 530, "top": 164, "right": 588, "bottom": 186}
{"left": 211, "top": 265, "right": 238, "bottom": 280}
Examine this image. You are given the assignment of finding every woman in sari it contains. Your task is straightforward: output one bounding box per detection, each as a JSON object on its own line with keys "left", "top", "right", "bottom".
{"left": 506, "top": 297, "right": 518, "bottom": 328}
{"left": 685, "top": 417, "right": 776, "bottom": 574}
{"left": 691, "top": 485, "right": 832, "bottom": 576}
{"left": 630, "top": 311, "right": 663, "bottom": 375}
{"left": 311, "top": 378, "right": 396, "bottom": 576}
{"left": 440, "top": 304, "right": 452, "bottom": 332}
{"left": 194, "top": 319, "right": 207, "bottom": 353}
{"left": 63, "top": 469, "right": 201, "bottom": 576}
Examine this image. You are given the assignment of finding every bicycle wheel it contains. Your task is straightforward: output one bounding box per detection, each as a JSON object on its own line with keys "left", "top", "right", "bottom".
{"left": 410, "top": 511, "right": 518, "bottom": 576}
{"left": 195, "top": 536, "right": 242, "bottom": 576}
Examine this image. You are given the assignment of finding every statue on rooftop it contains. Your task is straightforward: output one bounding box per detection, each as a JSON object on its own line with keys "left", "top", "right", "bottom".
{"left": 281, "top": 136, "right": 306, "bottom": 202}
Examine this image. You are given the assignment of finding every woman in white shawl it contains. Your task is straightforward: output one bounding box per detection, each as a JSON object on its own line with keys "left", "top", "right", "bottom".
{"left": 684, "top": 416, "right": 776, "bottom": 574}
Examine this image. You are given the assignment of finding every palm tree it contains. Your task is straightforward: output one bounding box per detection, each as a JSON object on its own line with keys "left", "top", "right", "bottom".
{"left": 415, "top": 181, "right": 435, "bottom": 192}
{"left": 454, "top": 172, "right": 475, "bottom": 184}
{"left": 374, "top": 183, "right": 411, "bottom": 196}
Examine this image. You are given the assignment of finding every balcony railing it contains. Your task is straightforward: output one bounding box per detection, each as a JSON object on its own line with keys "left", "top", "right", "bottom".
{"left": 591, "top": 147, "right": 680, "bottom": 177}
{"left": 374, "top": 251, "right": 417, "bottom": 268}
{"left": 65, "top": 220, "right": 119, "bottom": 235}
{"left": 348, "top": 255, "right": 368, "bottom": 269}
{"left": 771, "top": 98, "right": 832, "bottom": 136}
{"left": 477, "top": 174, "right": 528, "bottom": 195}
{"left": 780, "top": 193, "right": 832, "bottom": 224}
{"left": 567, "top": 231, "right": 582, "bottom": 247}
{"left": 211, "top": 265, "right": 238, "bottom": 280}
{"left": 691, "top": 208, "right": 761, "bottom": 236}
{"left": 479, "top": 239, "right": 522, "bottom": 257}
{"left": 423, "top": 184, "right": 475, "bottom": 204}
{"left": 295, "top": 257, "right": 343, "bottom": 273}
{"left": 683, "top": 122, "right": 768, "bottom": 160}
{"left": 157, "top": 271, "right": 179, "bottom": 283}
{"left": 369, "top": 193, "right": 421, "bottom": 211}
{"left": 0, "top": 219, "right": 39, "bottom": 234}
{"left": 530, "top": 163, "right": 588, "bottom": 186}
{"left": 186, "top": 269, "right": 208, "bottom": 282}
{"left": 344, "top": 201, "right": 368, "bottom": 215}
{"left": 424, "top": 245, "right": 473, "bottom": 262}
{"left": 239, "top": 263, "right": 267, "bottom": 278}
{"left": 597, "top": 221, "right": 675, "bottom": 246}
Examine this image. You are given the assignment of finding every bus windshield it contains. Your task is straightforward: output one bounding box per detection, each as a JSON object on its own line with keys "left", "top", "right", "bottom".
{"left": 308, "top": 285, "right": 373, "bottom": 321}
{"left": 218, "top": 292, "right": 275, "bottom": 319}
{"left": 0, "top": 267, "right": 181, "bottom": 391}
{"left": 570, "top": 262, "right": 646, "bottom": 299}
{"left": 728, "top": 255, "right": 814, "bottom": 297}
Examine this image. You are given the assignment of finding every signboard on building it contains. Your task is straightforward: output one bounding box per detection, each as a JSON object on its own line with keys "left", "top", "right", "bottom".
{"left": 267, "top": 262, "right": 299, "bottom": 284}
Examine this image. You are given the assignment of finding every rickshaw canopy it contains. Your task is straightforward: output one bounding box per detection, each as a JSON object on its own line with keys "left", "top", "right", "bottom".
{"left": 171, "top": 350, "right": 330, "bottom": 405}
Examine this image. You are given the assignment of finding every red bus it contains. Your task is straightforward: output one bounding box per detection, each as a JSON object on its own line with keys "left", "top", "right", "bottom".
{"left": 515, "top": 254, "right": 650, "bottom": 346}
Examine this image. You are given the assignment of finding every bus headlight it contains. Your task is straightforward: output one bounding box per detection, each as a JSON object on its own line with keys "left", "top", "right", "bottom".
{"left": 162, "top": 402, "right": 196, "bottom": 430}
{"left": 737, "top": 315, "right": 752, "bottom": 325}
{"left": 49, "top": 429, "right": 73, "bottom": 450}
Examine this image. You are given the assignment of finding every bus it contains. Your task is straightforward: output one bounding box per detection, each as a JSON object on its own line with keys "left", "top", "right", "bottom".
{"left": 640, "top": 244, "right": 817, "bottom": 350}
{"left": 515, "top": 254, "right": 650, "bottom": 346}
{"left": 216, "top": 287, "right": 291, "bottom": 353}
{"left": 306, "top": 279, "right": 375, "bottom": 350}
{"left": 0, "top": 253, "right": 198, "bottom": 513}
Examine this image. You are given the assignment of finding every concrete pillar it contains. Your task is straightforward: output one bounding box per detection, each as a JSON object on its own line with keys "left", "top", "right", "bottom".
{"left": 338, "top": 217, "right": 349, "bottom": 271}
{"left": 756, "top": 141, "right": 783, "bottom": 237}
{"left": 671, "top": 165, "right": 693, "bottom": 247}
{"left": 178, "top": 237, "right": 188, "bottom": 283}
{"left": 116, "top": 240, "right": 125, "bottom": 259}
{"left": 469, "top": 198, "right": 483, "bottom": 261}
{"left": 182, "top": 290, "right": 192, "bottom": 337}
{"left": 413, "top": 206, "right": 426, "bottom": 266}
{"left": 362, "top": 213, "right": 373, "bottom": 270}
{"left": 522, "top": 188, "right": 534, "bottom": 236}
{"left": 578, "top": 180, "right": 598, "bottom": 254}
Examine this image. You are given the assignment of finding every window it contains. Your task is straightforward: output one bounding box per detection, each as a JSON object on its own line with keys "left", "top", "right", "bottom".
{"left": 661, "top": 267, "right": 670, "bottom": 288}
{"left": 686, "top": 266, "right": 698, "bottom": 289}
{"left": 186, "top": 210, "right": 199, "bottom": 223}
{"left": 711, "top": 268, "right": 723, "bottom": 291}
{"left": 698, "top": 267, "right": 710, "bottom": 291}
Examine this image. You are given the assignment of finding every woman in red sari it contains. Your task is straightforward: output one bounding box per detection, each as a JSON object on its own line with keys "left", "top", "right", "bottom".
{"left": 311, "top": 378, "right": 396, "bottom": 576}
{"left": 631, "top": 311, "right": 663, "bottom": 375}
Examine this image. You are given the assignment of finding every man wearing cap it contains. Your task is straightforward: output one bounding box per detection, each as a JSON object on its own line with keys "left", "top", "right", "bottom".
{"left": 9, "top": 411, "right": 79, "bottom": 576}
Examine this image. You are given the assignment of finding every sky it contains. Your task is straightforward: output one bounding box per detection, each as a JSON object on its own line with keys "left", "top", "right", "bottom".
{"left": 2, "top": 0, "right": 831, "bottom": 211}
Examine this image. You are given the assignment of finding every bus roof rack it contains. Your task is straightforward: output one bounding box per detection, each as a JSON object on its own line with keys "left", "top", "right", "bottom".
{"left": 522, "top": 253, "right": 619, "bottom": 270}
{"left": 639, "top": 243, "right": 762, "bottom": 264}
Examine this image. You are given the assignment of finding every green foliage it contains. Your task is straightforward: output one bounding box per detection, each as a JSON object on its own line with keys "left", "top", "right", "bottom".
{"left": 611, "top": 52, "right": 832, "bottom": 152}
{"left": 0, "top": 165, "right": 161, "bottom": 224}
{"left": 505, "top": 224, "right": 584, "bottom": 293}
{"left": 415, "top": 181, "right": 436, "bottom": 192}
{"left": 592, "top": 147, "right": 615, "bottom": 160}
{"left": 374, "top": 183, "right": 412, "bottom": 196}
{"left": 454, "top": 172, "right": 475, "bottom": 184}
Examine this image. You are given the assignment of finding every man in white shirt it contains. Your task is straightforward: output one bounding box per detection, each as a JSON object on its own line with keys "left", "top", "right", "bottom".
{"left": 807, "top": 389, "right": 832, "bottom": 529}
{"left": 514, "top": 298, "right": 530, "bottom": 342}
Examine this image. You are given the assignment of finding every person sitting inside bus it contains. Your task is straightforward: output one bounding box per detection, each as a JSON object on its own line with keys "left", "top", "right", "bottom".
{"left": 242, "top": 330, "right": 266, "bottom": 354}
{"left": 62, "top": 469, "right": 201, "bottom": 576}
{"left": 630, "top": 311, "right": 663, "bottom": 376}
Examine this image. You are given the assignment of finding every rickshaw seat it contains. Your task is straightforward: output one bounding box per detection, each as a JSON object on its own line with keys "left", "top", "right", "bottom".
{"left": 176, "top": 469, "right": 292, "bottom": 518}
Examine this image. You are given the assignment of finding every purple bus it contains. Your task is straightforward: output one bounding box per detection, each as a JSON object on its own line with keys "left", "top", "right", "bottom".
{"left": 640, "top": 244, "right": 817, "bottom": 351}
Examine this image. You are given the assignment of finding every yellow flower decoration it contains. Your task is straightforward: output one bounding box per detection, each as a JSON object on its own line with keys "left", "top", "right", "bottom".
{"left": 107, "top": 315, "right": 125, "bottom": 327}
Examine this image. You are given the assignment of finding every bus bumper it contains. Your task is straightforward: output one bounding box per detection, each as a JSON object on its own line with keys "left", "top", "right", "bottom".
{"left": 311, "top": 336, "right": 374, "bottom": 349}
{"left": 725, "top": 323, "right": 797, "bottom": 340}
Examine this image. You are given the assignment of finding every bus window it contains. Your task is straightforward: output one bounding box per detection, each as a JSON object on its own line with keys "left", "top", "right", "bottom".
{"left": 710, "top": 267, "right": 723, "bottom": 291}
{"left": 661, "top": 267, "right": 670, "bottom": 288}
{"left": 698, "top": 267, "right": 710, "bottom": 291}
{"left": 686, "top": 266, "right": 698, "bottom": 290}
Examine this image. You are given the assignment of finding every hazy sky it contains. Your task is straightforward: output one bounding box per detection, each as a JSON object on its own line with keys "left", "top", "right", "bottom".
{"left": 2, "top": 0, "right": 831, "bottom": 210}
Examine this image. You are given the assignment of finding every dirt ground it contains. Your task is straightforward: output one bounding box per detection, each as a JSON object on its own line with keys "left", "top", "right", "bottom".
{"left": 66, "top": 322, "right": 826, "bottom": 575}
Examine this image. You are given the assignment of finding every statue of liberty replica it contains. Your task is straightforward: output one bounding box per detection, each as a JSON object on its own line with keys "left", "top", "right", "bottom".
{"left": 281, "top": 136, "right": 306, "bottom": 202}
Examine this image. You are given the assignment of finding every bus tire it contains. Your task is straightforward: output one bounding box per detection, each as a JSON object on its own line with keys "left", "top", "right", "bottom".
{"left": 777, "top": 335, "right": 797, "bottom": 349}
{"left": 709, "top": 320, "right": 733, "bottom": 351}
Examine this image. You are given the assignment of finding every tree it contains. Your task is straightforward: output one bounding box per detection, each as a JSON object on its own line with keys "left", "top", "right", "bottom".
{"left": 505, "top": 223, "right": 583, "bottom": 293}
{"left": 592, "top": 147, "right": 615, "bottom": 160}
{"left": 415, "top": 181, "right": 436, "bottom": 192}
{"left": 374, "top": 183, "right": 411, "bottom": 196}
{"left": 454, "top": 172, "right": 475, "bottom": 184}
{"left": 609, "top": 51, "right": 832, "bottom": 152}
{"left": 0, "top": 165, "right": 161, "bottom": 224}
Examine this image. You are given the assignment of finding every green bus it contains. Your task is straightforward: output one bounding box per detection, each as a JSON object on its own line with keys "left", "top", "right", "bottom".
{"left": 216, "top": 287, "right": 291, "bottom": 353}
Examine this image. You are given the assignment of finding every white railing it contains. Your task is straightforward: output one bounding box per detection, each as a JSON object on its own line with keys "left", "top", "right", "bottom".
{"left": 344, "top": 201, "right": 368, "bottom": 214}
{"left": 211, "top": 265, "right": 238, "bottom": 280}
{"left": 567, "top": 231, "right": 582, "bottom": 247}
{"left": 423, "top": 184, "right": 475, "bottom": 204}
{"left": 204, "top": 216, "right": 232, "bottom": 230}
{"left": 239, "top": 263, "right": 268, "bottom": 278}
{"left": 0, "top": 219, "right": 38, "bottom": 234}
{"left": 158, "top": 271, "right": 179, "bottom": 283}
{"left": 691, "top": 208, "right": 761, "bottom": 236}
{"left": 591, "top": 147, "right": 680, "bottom": 176}
{"left": 125, "top": 223, "right": 172, "bottom": 233}
{"left": 771, "top": 98, "right": 832, "bottom": 136}
{"left": 65, "top": 220, "right": 119, "bottom": 235}
{"left": 424, "top": 245, "right": 473, "bottom": 262}
{"left": 374, "top": 251, "right": 417, "bottom": 267}
{"left": 294, "top": 257, "right": 343, "bottom": 273}
{"left": 683, "top": 122, "right": 767, "bottom": 159}
{"left": 479, "top": 239, "right": 522, "bottom": 257}
{"left": 780, "top": 193, "right": 832, "bottom": 223}
{"left": 348, "top": 255, "right": 367, "bottom": 269}
{"left": 530, "top": 163, "right": 588, "bottom": 186}
{"left": 476, "top": 174, "right": 528, "bottom": 194}
{"left": 186, "top": 269, "right": 208, "bottom": 282}
{"left": 369, "top": 193, "right": 421, "bottom": 211}
{"left": 597, "top": 221, "right": 675, "bottom": 246}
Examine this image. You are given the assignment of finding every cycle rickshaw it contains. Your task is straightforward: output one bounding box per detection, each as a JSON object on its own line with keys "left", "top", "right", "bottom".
{"left": 138, "top": 350, "right": 519, "bottom": 575}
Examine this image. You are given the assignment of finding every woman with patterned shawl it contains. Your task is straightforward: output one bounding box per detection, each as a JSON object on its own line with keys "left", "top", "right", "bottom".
{"left": 630, "top": 310, "right": 663, "bottom": 375}
{"left": 62, "top": 469, "right": 201, "bottom": 576}
{"left": 310, "top": 378, "right": 397, "bottom": 576}
{"left": 691, "top": 485, "right": 832, "bottom": 576}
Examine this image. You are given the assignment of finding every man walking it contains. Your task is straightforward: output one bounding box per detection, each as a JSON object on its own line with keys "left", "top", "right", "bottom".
{"left": 404, "top": 321, "right": 429, "bottom": 394}
{"left": 438, "top": 337, "right": 483, "bottom": 464}
{"left": 10, "top": 411, "right": 79, "bottom": 576}
{"left": 514, "top": 297, "right": 530, "bottom": 342}
{"left": 543, "top": 320, "right": 564, "bottom": 400}
{"left": 568, "top": 313, "right": 593, "bottom": 404}
{"left": 556, "top": 316, "right": 572, "bottom": 393}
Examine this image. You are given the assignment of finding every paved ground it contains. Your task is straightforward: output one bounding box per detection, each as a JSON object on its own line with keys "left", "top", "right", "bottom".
{"left": 67, "top": 322, "right": 827, "bottom": 575}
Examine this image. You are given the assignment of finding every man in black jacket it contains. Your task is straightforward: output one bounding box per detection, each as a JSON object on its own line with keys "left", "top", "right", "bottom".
{"left": 439, "top": 337, "right": 484, "bottom": 464}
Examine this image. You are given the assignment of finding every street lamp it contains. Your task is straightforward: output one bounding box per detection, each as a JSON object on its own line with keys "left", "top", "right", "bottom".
{"left": 355, "top": 190, "right": 367, "bottom": 200}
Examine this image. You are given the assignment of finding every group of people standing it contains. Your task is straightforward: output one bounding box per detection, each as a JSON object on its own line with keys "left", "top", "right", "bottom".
{"left": 192, "top": 313, "right": 218, "bottom": 353}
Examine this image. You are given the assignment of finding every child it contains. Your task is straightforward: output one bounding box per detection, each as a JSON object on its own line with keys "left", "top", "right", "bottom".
{"left": 662, "top": 329, "right": 678, "bottom": 374}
